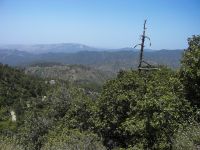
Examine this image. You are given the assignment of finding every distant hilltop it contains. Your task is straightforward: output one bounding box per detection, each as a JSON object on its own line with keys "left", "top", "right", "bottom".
{"left": 0, "top": 43, "right": 100, "bottom": 54}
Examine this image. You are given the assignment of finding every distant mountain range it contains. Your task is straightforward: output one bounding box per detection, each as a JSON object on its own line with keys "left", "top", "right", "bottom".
{"left": 0, "top": 43, "right": 102, "bottom": 54}
{"left": 0, "top": 43, "right": 184, "bottom": 72}
{"left": 0, "top": 43, "right": 182, "bottom": 54}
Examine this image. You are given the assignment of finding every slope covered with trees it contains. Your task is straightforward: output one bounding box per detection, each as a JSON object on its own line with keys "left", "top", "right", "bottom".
{"left": 0, "top": 64, "right": 48, "bottom": 132}
{"left": 0, "top": 35, "right": 200, "bottom": 150}
{"left": 25, "top": 64, "right": 115, "bottom": 89}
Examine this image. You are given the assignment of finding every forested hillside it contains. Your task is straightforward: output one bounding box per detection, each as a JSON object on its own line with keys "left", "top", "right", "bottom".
{"left": 0, "top": 35, "right": 200, "bottom": 150}
{"left": 0, "top": 49, "right": 182, "bottom": 72}
{"left": 25, "top": 64, "right": 114, "bottom": 86}
{"left": 0, "top": 64, "right": 48, "bottom": 131}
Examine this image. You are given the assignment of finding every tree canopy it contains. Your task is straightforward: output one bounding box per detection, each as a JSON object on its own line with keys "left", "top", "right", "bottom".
{"left": 180, "top": 35, "right": 200, "bottom": 107}
{"left": 97, "top": 68, "right": 192, "bottom": 149}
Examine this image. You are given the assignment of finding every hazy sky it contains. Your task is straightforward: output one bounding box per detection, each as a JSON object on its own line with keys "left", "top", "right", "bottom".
{"left": 0, "top": 0, "right": 200, "bottom": 49}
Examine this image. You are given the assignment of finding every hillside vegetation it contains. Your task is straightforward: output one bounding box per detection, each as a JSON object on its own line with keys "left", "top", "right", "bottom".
{"left": 0, "top": 64, "right": 48, "bottom": 132}
{"left": 0, "top": 35, "right": 200, "bottom": 150}
{"left": 25, "top": 64, "right": 114, "bottom": 85}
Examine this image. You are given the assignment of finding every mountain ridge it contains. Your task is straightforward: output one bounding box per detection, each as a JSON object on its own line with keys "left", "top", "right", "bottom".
{"left": 0, "top": 48, "right": 183, "bottom": 73}
{"left": 0, "top": 43, "right": 183, "bottom": 54}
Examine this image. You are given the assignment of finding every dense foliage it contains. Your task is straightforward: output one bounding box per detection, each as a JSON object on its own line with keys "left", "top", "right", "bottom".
{"left": 173, "top": 123, "right": 200, "bottom": 150}
{"left": 42, "top": 128, "right": 106, "bottom": 150}
{"left": 180, "top": 35, "right": 200, "bottom": 108}
{"left": 0, "top": 35, "right": 200, "bottom": 150}
{"left": 0, "top": 64, "right": 47, "bottom": 132}
{"left": 97, "top": 69, "right": 192, "bottom": 149}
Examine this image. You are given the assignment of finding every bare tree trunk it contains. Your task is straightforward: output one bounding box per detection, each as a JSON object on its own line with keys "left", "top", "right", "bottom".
{"left": 138, "top": 20, "right": 147, "bottom": 72}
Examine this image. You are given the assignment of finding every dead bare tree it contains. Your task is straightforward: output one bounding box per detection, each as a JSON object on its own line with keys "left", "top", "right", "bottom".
{"left": 134, "top": 20, "right": 158, "bottom": 72}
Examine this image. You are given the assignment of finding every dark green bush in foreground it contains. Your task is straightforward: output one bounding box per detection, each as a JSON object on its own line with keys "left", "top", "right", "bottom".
{"left": 180, "top": 35, "right": 200, "bottom": 108}
{"left": 97, "top": 68, "right": 193, "bottom": 149}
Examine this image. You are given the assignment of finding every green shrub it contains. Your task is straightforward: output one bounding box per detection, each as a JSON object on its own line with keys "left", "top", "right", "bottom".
{"left": 0, "top": 136, "right": 24, "bottom": 150}
{"left": 173, "top": 123, "right": 200, "bottom": 150}
{"left": 42, "top": 128, "right": 106, "bottom": 150}
{"left": 97, "top": 68, "right": 193, "bottom": 149}
{"left": 180, "top": 35, "right": 200, "bottom": 108}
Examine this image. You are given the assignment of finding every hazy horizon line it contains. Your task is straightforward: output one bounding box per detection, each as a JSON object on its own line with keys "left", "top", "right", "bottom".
{"left": 0, "top": 42, "right": 186, "bottom": 51}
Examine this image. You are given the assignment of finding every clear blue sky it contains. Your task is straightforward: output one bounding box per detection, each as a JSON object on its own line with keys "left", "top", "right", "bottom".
{"left": 0, "top": 0, "right": 200, "bottom": 49}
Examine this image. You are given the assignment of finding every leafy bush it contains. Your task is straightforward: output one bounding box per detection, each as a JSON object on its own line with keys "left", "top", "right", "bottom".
{"left": 17, "top": 82, "right": 98, "bottom": 150}
{"left": 0, "top": 136, "right": 24, "bottom": 150}
{"left": 19, "top": 114, "right": 52, "bottom": 150}
{"left": 173, "top": 123, "right": 200, "bottom": 150}
{"left": 42, "top": 128, "right": 106, "bottom": 150}
{"left": 180, "top": 35, "right": 200, "bottom": 107}
{"left": 97, "top": 68, "right": 193, "bottom": 149}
